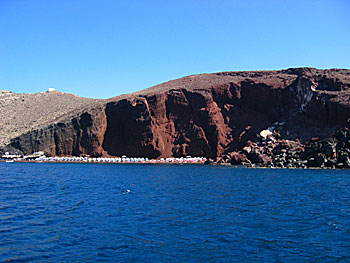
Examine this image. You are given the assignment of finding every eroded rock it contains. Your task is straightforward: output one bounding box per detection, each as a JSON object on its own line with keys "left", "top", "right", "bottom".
{"left": 1, "top": 68, "right": 350, "bottom": 170}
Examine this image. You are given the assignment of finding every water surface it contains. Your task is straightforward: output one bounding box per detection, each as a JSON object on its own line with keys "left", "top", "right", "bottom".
{"left": 0, "top": 163, "right": 349, "bottom": 262}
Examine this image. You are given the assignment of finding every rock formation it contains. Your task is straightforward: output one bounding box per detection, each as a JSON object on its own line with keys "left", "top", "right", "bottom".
{"left": 1, "top": 68, "right": 350, "bottom": 168}
{"left": 0, "top": 90, "right": 97, "bottom": 146}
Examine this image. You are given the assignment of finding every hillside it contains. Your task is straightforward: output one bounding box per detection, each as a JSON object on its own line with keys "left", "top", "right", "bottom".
{"left": 1, "top": 68, "right": 350, "bottom": 167}
{"left": 0, "top": 90, "right": 100, "bottom": 146}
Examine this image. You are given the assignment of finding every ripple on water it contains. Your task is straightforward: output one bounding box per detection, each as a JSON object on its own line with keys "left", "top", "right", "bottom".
{"left": 0, "top": 163, "right": 350, "bottom": 262}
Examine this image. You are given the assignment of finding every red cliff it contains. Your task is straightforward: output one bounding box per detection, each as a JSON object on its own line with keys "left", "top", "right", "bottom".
{"left": 4, "top": 68, "right": 350, "bottom": 160}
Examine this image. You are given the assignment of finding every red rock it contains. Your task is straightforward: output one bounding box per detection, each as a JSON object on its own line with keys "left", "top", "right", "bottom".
{"left": 242, "top": 146, "right": 252, "bottom": 154}
{"left": 4, "top": 68, "right": 350, "bottom": 159}
{"left": 230, "top": 152, "right": 248, "bottom": 165}
{"left": 258, "top": 154, "right": 273, "bottom": 164}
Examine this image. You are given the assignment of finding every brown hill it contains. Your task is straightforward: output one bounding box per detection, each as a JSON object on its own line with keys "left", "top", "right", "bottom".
{"left": 2, "top": 68, "right": 350, "bottom": 162}
{"left": 0, "top": 90, "right": 100, "bottom": 146}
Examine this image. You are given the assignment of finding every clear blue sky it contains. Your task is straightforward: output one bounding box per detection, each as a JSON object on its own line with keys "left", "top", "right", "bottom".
{"left": 0, "top": 0, "right": 349, "bottom": 98}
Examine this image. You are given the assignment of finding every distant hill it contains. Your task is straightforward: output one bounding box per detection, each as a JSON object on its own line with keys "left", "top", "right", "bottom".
{"left": 1, "top": 68, "right": 350, "bottom": 168}
{"left": 0, "top": 90, "right": 99, "bottom": 146}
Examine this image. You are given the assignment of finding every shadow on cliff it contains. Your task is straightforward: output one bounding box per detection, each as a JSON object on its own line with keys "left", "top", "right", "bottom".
{"left": 3, "top": 68, "right": 350, "bottom": 159}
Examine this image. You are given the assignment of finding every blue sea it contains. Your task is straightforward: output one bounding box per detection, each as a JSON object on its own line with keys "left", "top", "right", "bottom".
{"left": 0, "top": 163, "right": 349, "bottom": 262}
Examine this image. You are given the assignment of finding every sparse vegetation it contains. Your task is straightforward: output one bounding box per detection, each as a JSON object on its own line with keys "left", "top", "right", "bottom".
{"left": 0, "top": 90, "right": 99, "bottom": 146}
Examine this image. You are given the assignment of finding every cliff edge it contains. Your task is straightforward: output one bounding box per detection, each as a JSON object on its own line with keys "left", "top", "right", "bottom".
{"left": 2, "top": 68, "right": 350, "bottom": 167}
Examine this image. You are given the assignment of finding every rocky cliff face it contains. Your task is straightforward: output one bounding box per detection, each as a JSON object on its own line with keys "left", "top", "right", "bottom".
{"left": 3, "top": 68, "right": 350, "bottom": 162}
{"left": 6, "top": 105, "right": 107, "bottom": 157}
{"left": 0, "top": 90, "right": 97, "bottom": 146}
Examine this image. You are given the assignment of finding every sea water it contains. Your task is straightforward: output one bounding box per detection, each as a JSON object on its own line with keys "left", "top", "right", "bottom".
{"left": 0, "top": 163, "right": 349, "bottom": 262}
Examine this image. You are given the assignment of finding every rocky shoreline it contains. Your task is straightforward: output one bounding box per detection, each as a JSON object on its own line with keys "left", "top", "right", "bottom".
{"left": 210, "top": 120, "right": 350, "bottom": 169}
{"left": 2, "top": 120, "right": 350, "bottom": 169}
{"left": 1, "top": 68, "right": 350, "bottom": 168}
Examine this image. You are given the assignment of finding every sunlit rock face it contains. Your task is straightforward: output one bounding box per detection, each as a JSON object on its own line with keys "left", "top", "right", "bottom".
{"left": 3, "top": 68, "right": 350, "bottom": 159}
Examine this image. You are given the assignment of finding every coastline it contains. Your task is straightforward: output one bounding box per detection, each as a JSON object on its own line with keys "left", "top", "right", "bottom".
{"left": 0, "top": 156, "right": 207, "bottom": 165}
{"left": 1, "top": 159, "right": 348, "bottom": 170}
